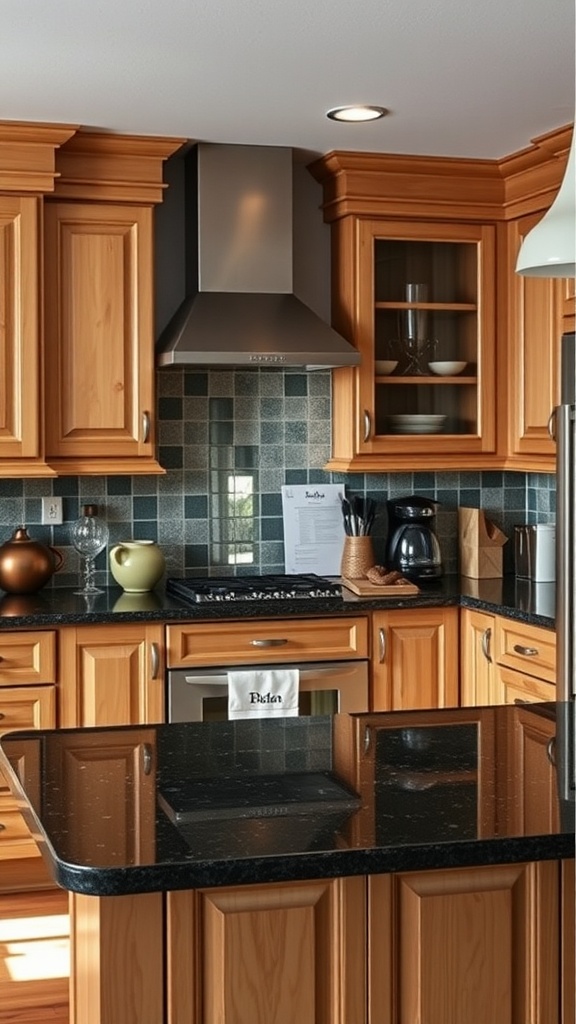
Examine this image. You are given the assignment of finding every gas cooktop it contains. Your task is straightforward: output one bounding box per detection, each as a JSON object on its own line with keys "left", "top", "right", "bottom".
{"left": 166, "top": 574, "right": 342, "bottom": 604}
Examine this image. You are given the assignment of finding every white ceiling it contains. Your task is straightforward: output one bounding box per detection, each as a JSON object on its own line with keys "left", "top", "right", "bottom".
{"left": 3, "top": 0, "right": 575, "bottom": 161}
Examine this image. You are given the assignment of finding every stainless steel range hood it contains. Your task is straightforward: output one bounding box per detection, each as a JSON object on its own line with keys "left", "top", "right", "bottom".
{"left": 156, "top": 144, "right": 360, "bottom": 370}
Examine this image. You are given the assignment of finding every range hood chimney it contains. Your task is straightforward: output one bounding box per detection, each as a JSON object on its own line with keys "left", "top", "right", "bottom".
{"left": 156, "top": 144, "right": 360, "bottom": 370}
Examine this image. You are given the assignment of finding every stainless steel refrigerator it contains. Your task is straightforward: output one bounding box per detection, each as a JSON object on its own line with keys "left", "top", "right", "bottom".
{"left": 555, "top": 330, "right": 576, "bottom": 821}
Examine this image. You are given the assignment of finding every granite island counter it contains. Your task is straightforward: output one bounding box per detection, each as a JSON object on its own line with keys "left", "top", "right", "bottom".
{"left": 1, "top": 705, "right": 573, "bottom": 1024}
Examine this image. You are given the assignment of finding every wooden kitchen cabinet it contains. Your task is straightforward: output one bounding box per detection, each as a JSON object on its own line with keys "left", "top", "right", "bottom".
{"left": 492, "top": 616, "right": 556, "bottom": 704}
{"left": 502, "top": 212, "right": 563, "bottom": 468}
{"left": 0, "top": 121, "right": 76, "bottom": 478}
{"left": 58, "top": 622, "right": 165, "bottom": 728}
{"left": 43, "top": 130, "right": 183, "bottom": 476}
{"left": 368, "top": 860, "right": 560, "bottom": 1024}
{"left": 371, "top": 606, "right": 459, "bottom": 710}
{"left": 309, "top": 152, "right": 498, "bottom": 472}
{"left": 460, "top": 608, "right": 497, "bottom": 706}
{"left": 166, "top": 877, "right": 366, "bottom": 1024}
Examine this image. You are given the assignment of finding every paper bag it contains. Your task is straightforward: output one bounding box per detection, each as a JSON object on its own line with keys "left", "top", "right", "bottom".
{"left": 458, "top": 507, "right": 508, "bottom": 579}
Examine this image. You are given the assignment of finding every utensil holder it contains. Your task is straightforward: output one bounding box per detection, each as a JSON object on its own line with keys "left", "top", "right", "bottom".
{"left": 340, "top": 536, "right": 375, "bottom": 579}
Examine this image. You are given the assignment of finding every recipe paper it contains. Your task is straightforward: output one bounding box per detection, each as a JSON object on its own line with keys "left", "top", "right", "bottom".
{"left": 281, "top": 484, "right": 345, "bottom": 575}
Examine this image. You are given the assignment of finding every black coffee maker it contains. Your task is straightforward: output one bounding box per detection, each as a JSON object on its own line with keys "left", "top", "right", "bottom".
{"left": 385, "top": 496, "right": 443, "bottom": 582}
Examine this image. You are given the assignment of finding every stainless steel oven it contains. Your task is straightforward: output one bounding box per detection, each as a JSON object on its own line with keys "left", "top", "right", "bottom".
{"left": 167, "top": 659, "right": 369, "bottom": 722}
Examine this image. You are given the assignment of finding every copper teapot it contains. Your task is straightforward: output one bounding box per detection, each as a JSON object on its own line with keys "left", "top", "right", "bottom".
{"left": 0, "top": 526, "right": 64, "bottom": 594}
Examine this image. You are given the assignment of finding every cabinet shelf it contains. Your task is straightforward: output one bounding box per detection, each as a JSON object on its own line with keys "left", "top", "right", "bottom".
{"left": 375, "top": 301, "right": 477, "bottom": 312}
{"left": 376, "top": 375, "right": 477, "bottom": 384}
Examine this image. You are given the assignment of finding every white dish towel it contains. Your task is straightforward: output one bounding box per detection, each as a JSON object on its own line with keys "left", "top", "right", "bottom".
{"left": 227, "top": 668, "right": 300, "bottom": 719}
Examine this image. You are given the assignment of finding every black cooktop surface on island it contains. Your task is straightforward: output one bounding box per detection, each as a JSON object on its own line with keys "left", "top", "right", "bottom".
{"left": 166, "top": 573, "right": 343, "bottom": 604}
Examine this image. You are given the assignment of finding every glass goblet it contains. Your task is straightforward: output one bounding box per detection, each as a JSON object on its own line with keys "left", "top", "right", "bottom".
{"left": 70, "top": 508, "right": 109, "bottom": 595}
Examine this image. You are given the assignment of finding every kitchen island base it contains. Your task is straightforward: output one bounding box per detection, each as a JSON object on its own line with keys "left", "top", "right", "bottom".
{"left": 70, "top": 861, "right": 567, "bottom": 1024}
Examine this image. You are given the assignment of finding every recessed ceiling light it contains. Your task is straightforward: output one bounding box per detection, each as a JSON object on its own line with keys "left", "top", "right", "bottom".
{"left": 326, "top": 105, "right": 388, "bottom": 123}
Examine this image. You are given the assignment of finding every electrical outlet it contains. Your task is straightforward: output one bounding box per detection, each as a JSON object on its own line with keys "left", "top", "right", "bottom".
{"left": 41, "top": 496, "right": 63, "bottom": 525}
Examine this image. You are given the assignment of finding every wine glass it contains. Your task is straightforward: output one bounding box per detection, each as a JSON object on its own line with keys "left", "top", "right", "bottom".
{"left": 70, "top": 505, "right": 109, "bottom": 595}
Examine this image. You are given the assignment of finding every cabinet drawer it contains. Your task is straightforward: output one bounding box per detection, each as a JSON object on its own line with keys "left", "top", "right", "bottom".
{"left": 497, "top": 665, "right": 556, "bottom": 705}
{"left": 0, "top": 631, "right": 57, "bottom": 685}
{"left": 0, "top": 685, "right": 56, "bottom": 735}
{"left": 494, "top": 618, "right": 556, "bottom": 683}
{"left": 0, "top": 802, "right": 41, "bottom": 858}
{"left": 167, "top": 617, "right": 369, "bottom": 668}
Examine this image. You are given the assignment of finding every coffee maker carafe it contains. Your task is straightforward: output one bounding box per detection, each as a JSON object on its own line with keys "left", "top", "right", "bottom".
{"left": 385, "top": 496, "right": 443, "bottom": 582}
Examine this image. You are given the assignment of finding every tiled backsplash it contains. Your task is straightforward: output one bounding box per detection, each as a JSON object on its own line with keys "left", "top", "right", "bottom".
{"left": 0, "top": 369, "right": 556, "bottom": 588}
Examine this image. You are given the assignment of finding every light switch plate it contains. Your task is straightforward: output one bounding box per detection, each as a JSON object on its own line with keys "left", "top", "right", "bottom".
{"left": 41, "top": 496, "right": 63, "bottom": 525}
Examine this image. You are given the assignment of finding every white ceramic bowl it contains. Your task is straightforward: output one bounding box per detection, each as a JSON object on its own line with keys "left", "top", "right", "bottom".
{"left": 375, "top": 360, "right": 398, "bottom": 375}
{"left": 389, "top": 414, "right": 447, "bottom": 434}
{"left": 428, "top": 361, "right": 467, "bottom": 376}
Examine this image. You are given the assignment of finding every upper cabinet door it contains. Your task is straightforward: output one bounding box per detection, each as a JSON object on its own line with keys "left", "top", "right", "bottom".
{"left": 0, "top": 195, "right": 45, "bottom": 471}
{"left": 504, "top": 212, "right": 563, "bottom": 468}
{"left": 355, "top": 219, "right": 497, "bottom": 466}
{"left": 43, "top": 201, "right": 160, "bottom": 475}
{"left": 325, "top": 216, "right": 497, "bottom": 472}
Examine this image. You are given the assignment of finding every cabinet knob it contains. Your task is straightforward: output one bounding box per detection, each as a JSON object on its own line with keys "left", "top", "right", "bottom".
{"left": 0, "top": 712, "right": 4, "bottom": 720}
{"left": 0, "top": 823, "right": 6, "bottom": 832}
{"left": 513, "top": 644, "right": 538, "bottom": 657}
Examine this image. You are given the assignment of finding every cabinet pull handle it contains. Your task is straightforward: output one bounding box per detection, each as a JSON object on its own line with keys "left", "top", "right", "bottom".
{"left": 142, "top": 743, "right": 153, "bottom": 776}
{"left": 513, "top": 644, "right": 538, "bottom": 657}
{"left": 0, "top": 713, "right": 4, "bottom": 720}
{"left": 546, "top": 737, "right": 557, "bottom": 766}
{"left": 378, "top": 627, "right": 386, "bottom": 663}
{"left": 0, "top": 823, "right": 6, "bottom": 832}
{"left": 547, "top": 408, "right": 557, "bottom": 441}
{"left": 363, "top": 411, "right": 371, "bottom": 442}
{"left": 364, "top": 725, "right": 372, "bottom": 754}
{"left": 142, "top": 411, "right": 151, "bottom": 443}
{"left": 514, "top": 698, "right": 530, "bottom": 704}
{"left": 481, "top": 627, "right": 492, "bottom": 663}
{"left": 250, "top": 638, "right": 288, "bottom": 648}
{"left": 150, "top": 643, "right": 160, "bottom": 679}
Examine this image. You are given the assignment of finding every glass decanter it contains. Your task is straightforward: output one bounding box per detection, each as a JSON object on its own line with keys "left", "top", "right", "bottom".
{"left": 70, "top": 504, "right": 109, "bottom": 595}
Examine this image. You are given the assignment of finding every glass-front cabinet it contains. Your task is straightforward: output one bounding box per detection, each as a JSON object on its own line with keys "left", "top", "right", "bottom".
{"left": 329, "top": 218, "right": 497, "bottom": 471}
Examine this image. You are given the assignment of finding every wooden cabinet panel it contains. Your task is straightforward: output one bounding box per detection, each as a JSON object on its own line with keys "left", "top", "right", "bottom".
{"left": 371, "top": 607, "right": 459, "bottom": 710}
{"left": 504, "top": 213, "right": 562, "bottom": 466}
{"left": 459, "top": 608, "right": 496, "bottom": 706}
{"left": 167, "top": 877, "right": 366, "bottom": 1024}
{"left": 0, "top": 631, "right": 56, "bottom": 686}
{"left": 167, "top": 616, "right": 369, "bottom": 668}
{"left": 0, "top": 195, "right": 46, "bottom": 475}
{"left": 369, "top": 861, "right": 560, "bottom": 1024}
{"left": 44, "top": 201, "right": 161, "bottom": 475}
{"left": 58, "top": 623, "right": 165, "bottom": 727}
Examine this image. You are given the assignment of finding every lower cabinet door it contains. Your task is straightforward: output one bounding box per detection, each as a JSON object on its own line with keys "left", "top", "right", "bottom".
{"left": 368, "top": 861, "right": 560, "bottom": 1024}
{"left": 371, "top": 608, "right": 459, "bottom": 710}
{"left": 0, "top": 888, "right": 69, "bottom": 1024}
{"left": 166, "top": 877, "right": 367, "bottom": 1024}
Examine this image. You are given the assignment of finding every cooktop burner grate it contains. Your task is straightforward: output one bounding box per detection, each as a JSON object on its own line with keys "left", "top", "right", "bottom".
{"left": 166, "top": 573, "right": 342, "bottom": 603}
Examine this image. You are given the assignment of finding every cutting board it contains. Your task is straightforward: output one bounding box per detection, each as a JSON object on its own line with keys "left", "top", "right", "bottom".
{"left": 342, "top": 576, "right": 420, "bottom": 597}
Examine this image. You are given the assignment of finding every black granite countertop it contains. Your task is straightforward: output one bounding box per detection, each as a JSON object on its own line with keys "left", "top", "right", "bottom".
{"left": 0, "top": 574, "right": 557, "bottom": 629}
{"left": 1, "top": 704, "right": 572, "bottom": 896}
